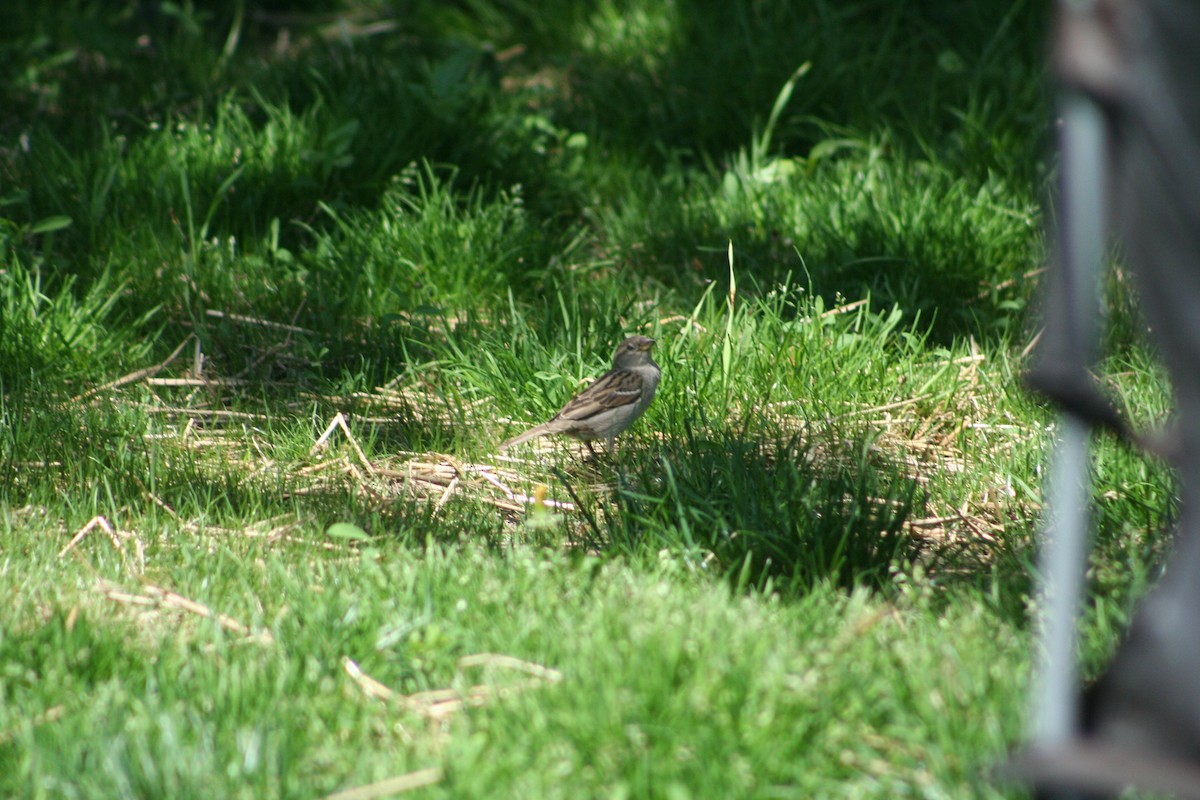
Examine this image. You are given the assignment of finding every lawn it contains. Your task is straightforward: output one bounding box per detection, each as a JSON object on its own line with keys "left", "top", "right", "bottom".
{"left": 0, "top": 1, "right": 1177, "bottom": 798}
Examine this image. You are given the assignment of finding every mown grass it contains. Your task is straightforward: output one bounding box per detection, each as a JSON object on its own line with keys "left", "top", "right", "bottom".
{"left": 0, "top": 1, "right": 1179, "bottom": 798}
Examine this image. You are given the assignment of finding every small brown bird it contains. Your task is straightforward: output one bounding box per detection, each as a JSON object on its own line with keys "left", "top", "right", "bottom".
{"left": 500, "top": 336, "right": 661, "bottom": 454}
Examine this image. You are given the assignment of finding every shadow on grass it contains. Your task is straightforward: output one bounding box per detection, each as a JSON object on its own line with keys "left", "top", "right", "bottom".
{"left": 565, "top": 429, "right": 930, "bottom": 594}
{"left": 620, "top": 209, "right": 1036, "bottom": 347}
{"left": 0, "top": 391, "right": 468, "bottom": 542}
{"left": 4, "top": 0, "right": 1051, "bottom": 352}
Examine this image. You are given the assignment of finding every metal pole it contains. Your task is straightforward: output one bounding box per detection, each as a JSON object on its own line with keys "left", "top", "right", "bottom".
{"left": 1031, "top": 89, "right": 1108, "bottom": 762}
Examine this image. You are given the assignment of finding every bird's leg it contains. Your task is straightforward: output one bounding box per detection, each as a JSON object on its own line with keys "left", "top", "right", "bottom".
{"left": 585, "top": 440, "right": 601, "bottom": 459}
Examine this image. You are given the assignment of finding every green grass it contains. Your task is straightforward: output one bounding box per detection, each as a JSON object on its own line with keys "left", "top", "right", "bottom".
{"left": 0, "top": 1, "right": 1179, "bottom": 798}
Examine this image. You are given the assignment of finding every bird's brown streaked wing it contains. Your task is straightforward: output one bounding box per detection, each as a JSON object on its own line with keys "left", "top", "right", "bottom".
{"left": 553, "top": 369, "right": 643, "bottom": 421}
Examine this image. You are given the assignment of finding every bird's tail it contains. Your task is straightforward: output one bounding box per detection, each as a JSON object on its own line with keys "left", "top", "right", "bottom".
{"left": 499, "top": 423, "right": 553, "bottom": 450}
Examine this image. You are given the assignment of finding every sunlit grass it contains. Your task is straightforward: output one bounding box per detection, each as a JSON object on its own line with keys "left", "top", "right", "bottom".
{"left": 0, "top": 1, "right": 1175, "bottom": 798}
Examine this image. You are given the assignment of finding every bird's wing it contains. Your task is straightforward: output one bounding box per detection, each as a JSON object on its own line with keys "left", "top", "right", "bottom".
{"left": 553, "top": 368, "right": 643, "bottom": 421}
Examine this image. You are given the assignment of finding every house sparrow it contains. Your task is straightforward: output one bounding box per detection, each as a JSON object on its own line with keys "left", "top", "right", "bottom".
{"left": 500, "top": 336, "right": 660, "bottom": 454}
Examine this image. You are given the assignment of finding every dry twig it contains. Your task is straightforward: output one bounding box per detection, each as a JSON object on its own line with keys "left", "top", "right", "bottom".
{"left": 319, "top": 768, "right": 444, "bottom": 800}
{"left": 312, "top": 412, "right": 376, "bottom": 476}
{"left": 96, "top": 580, "right": 274, "bottom": 645}
{"left": 58, "top": 516, "right": 146, "bottom": 573}
{"left": 73, "top": 335, "right": 195, "bottom": 402}
{"left": 341, "top": 652, "right": 562, "bottom": 723}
